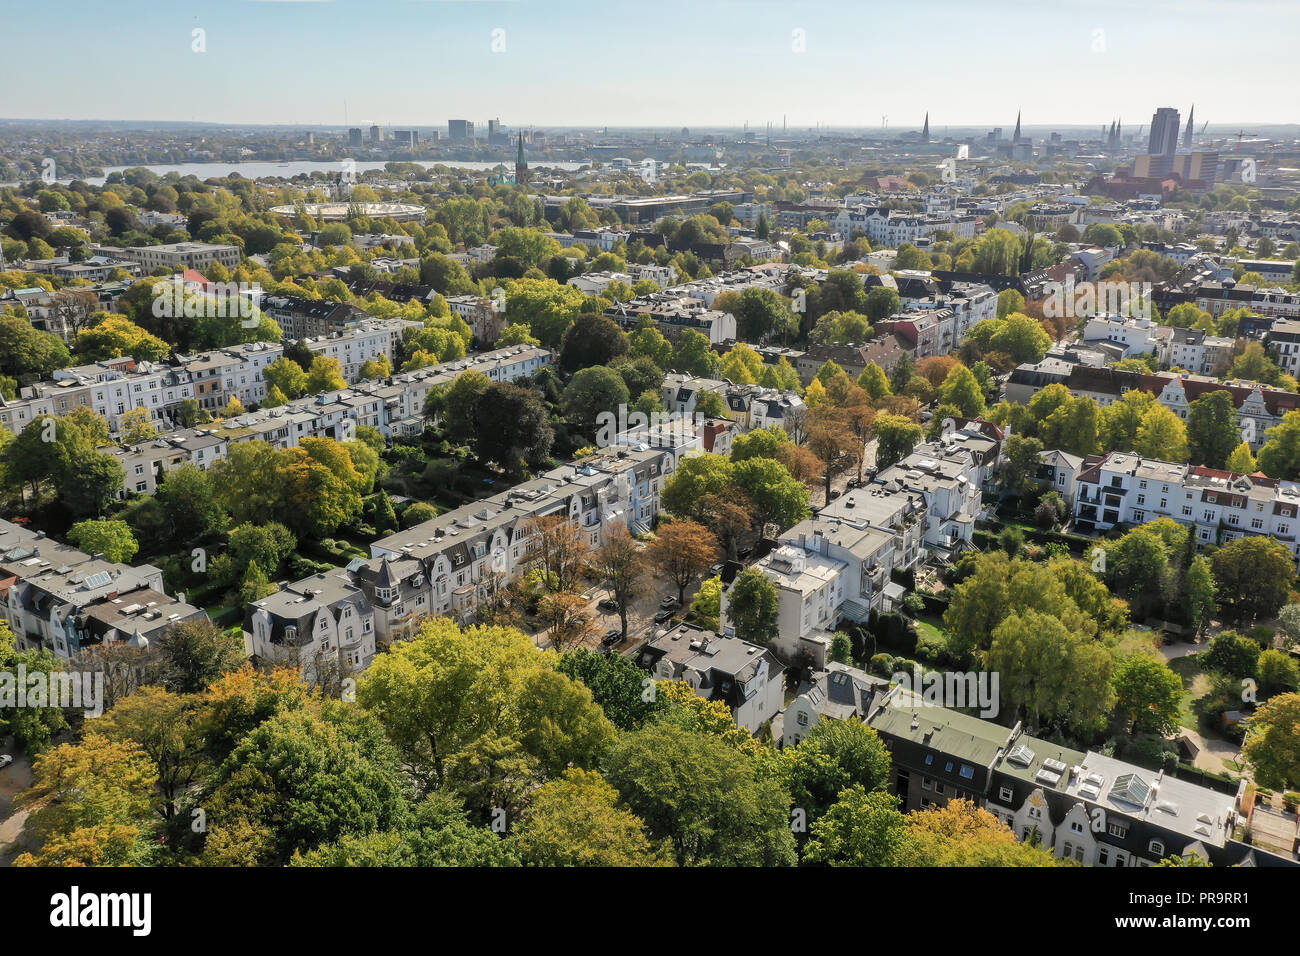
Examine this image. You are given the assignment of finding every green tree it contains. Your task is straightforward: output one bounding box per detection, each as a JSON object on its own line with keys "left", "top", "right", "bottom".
{"left": 1211, "top": 536, "right": 1295, "bottom": 622}
{"left": 1243, "top": 693, "right": 1300, "bottom": 790}
{"left": 873, "top": 413, "right": 924, "bottom": 469}
{"left": 66, "top": 518, "right": 138, "bottom": 563}
{"left": 802, "top": 786, "right": 911, "bottom": 866}
{"left": 938, "top": 365, "right": 986, "bottom": 418}
{"left": 513, "top": 768, "right": 660, "bottom": 866}
{"left": 1186, "top": 391, "right": 1240, "bottom": 468}
{"left": 1112, "top": 655, "right": 1184, "bottom": 736}
{"left": 726, "top": 566, "right": 780, "bottom": 648}
{"left": 604, "top": 722, "right": 797, "bottom": 866}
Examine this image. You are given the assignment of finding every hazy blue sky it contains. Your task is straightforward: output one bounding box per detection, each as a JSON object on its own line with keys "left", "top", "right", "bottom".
{"left": 3, "top": 0, "right": 1296, "bottom": 128}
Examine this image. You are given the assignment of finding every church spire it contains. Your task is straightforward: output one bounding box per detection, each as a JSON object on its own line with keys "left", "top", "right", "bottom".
{"left": 515, "top": 131, "right": 528, "bottom": 186}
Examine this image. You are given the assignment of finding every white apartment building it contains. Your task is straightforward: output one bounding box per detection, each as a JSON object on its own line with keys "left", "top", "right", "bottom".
{"left": 1072, "top": 451, "right": 1300, "bottom": 561}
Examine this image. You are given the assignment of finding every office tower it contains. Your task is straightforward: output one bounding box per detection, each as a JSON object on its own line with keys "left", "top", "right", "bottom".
{"left": 347, "top": 128, "right": 363, "bottom": 146}
{"left": 448, "top": 119, "right": 474, "bottom": 141}
{"left": 1184, "top": 105, "right": 1195, "bottom": 148}
{"left": 921, "top": 112, "right": 929, "bottom": 143}
{"left": 369, "top": 125, "right": 384, "bottom": 143}
{"left": 1147, "top": 107, "right": 1180, "bottom": 175}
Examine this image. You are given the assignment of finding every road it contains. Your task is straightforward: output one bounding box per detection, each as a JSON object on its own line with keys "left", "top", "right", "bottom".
{"left": 0, "top": 746, "right": 35, "bottom": 867}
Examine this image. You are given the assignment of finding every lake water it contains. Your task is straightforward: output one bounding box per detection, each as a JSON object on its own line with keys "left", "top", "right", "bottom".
{"left": 6, "top": 158, "right": 590, "bottom": 187}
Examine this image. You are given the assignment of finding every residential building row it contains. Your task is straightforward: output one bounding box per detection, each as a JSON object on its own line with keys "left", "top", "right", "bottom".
{"left": 244, "top": 442, "right": 676, "bottom": 677}
{"left": 1006, "top": 360, "right": 1300, "bottom": 451}
{"left": 0, "top": 518, "right": 206, "bottom": 661}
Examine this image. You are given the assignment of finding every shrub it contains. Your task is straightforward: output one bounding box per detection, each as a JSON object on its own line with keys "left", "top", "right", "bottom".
{"left": 868, "top": 653, "right": 895, "bottom": 677}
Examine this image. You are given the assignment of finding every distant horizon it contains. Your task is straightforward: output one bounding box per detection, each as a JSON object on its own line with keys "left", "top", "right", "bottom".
{"left": 2, "top": 118, "right": 1297, "bottom": 137}
{"left": 1, "top": 0, "right": 1296, "bottom": 127}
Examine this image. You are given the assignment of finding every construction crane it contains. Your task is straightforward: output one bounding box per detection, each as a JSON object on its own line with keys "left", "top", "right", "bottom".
{"left": 1199, "top": 120, "right": 1209, "bottom": 134}
{"left": 1234, "top": 130, "right": 1258, "bottom": 153}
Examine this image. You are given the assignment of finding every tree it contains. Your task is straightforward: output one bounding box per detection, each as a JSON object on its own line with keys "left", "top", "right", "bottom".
{"left": 726, "top": 566, "right": 780, "bottom": 648}
{"left": 156, "top": 463, "right": 226, "bottom": 545}
{"left": 938, "top": 365, "right": 986, "bottom": 418}
{"left": 1000, "top": 434, "right": 1044, "bottom": 495}
{"left": 505, "top": 278, "right": 587, "bottom": 347}
{"left": 0, "top": 314, "right": 71, "bottom": 380}
{"left": 591, "top": 526, "right": 645, "bottom": 641}
{"left": 1257, "top": 410, "right": 1300, "bottom": 479}
{"left": 1039, "top": 397, "right": 1100, "bottom": 457}
{"left": 1186, "top": 391, "right": 1240, "bottom": 468}
{"left": 521, "top": 514, "right": 590, "bottom": 594}
{"left": 357, "top": 618, "right": 545, "bottom": 794}
{"left": 304, "top": 355, "right": 346, "bottom": 394}
{"left": 513, "top": 667, "right": 616, "bottom": 778}
{"left": 857, "top": 361, "right": 892, "bottom": 400}
{"left": 75, "top": 315, "right": 170, "bottom": 363}
{"left": 154, "top": 618, "right": 244, "bottom": 694}
{"left": 873, "top": 413, "right": 924, "bottom": 470}
{"left": 539, "top": 591, "right": 594, "bottom": 653}
{"left": 806, "top": 408, "right": 859, "bottom": 504}
{"left": 1258, "top": 649, "right": 1300, "bottom": 696}
{"left": 992, "top": 313, "right": 1053, "bottom": 363}
{"left": 732, "top": 456, "right": 811, "bottom": 533}
{"left": 119, "top": 406, "right": 159, "bottom": 445}
{"left": 1134, "top": 405, "right": 1188, "bottom": 462}
{"left": 647, "top": 520, "right": 719, "bottom": 606}
{"left": 785, "top": 718, "right": 892, "bottom": 821}
{"left": 559, "top": 313, "right": 629, "bottom": 372}
{"left": 987, "top": 608, "right": 1114, "bottom": 731}
{"left": 471, "top": 382, "right": 553, "bottom": 478}
{"left": 95, "top": 686, "right": 206, "bottom": 822}
{"left": 900, "top": 798, "right": 1063, "bottom": 866}
{"left": 1243, "top": 693, "right": 1300, "bottom": 790}
{"left": 1211, "top": 536, "right": 1294, "bottom": 622}
{"left": 1225, "top": 441, "right": 1257, "bottom": 474}
{"left": 263, "top": 356, "right": 308, "bottom": 399}
{"left": 802, "top": 786, "right": 911, "bottom": 866}
{"left": 513, "top": 769, "right": 660, "bottom": 866}
{"left": 698, "top": 491, "right": 754, "bottom": 561}
{"left": 67, "top": 518, "right": 138, "bottom": 563}
{"left": 734, "top": 287, "right": 797, "bottom": 343}
{"left": 1202, "top": 630, "right": 1261, "bottom": 679}
{"left": 202, "top": 707, "right": 407, "bottom": 866}
{"left": 671, "top": 328, "right": 720, "bottom": 377}
{"left": 731, "top": 425, "right": 790, "bottom": 463}
{"left": 1112, "top": 655, "right": 1184, "bottom": 736}
{"left": 864, "top": 286, "right": 902, "bottom": 322}
{"left": 16, "top": 734, "right": 159, "bottom": 866}
{"left": 562, "top": 366, "right": 630, "bottom": 438}
{"left": 604, "top": 722, "right": 797, "bottom": 866}
{"left": 662, "top": 454, "right": 734, "bottom": 520}
{"left": 1186, "top": 554, "right": 1216, "bottom": 638}
{"left": 557, "top": 648, "right": 664, "bottom": 731}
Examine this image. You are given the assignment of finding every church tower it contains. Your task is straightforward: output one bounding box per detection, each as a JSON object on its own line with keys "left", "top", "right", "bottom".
{"left": 515, "top": 132, "right": 529, "bottom": 186}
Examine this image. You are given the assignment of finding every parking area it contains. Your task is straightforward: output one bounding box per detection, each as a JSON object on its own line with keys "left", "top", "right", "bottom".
{"left": 578, "top": 575, "right": 709, "bottom": 657}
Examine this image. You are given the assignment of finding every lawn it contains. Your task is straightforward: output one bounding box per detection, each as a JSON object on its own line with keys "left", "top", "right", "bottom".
{"left": 913, "top": 614, "right": 949, "bottom": 649}
{"left": 1168, "top": 653, "right": 1211, "bottom": 730}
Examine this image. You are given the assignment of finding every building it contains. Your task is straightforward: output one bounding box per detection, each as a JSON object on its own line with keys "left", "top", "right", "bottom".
{"left": 637, "top": 622, "right": 784, "bottom": 734}
{"left": 98, "top": 242, "right": 241, "bottom": 272}
{"left": 863, "top": 684, "right": 1274, "bottom": 866}
{"left": 778, "top": 662, "right": 888, "bottom": 747}
{"left": 448, "top": 119, "right": 474, "bottom": 141}
{"left": 1071, "top": 451, "right": 1300, "bottom": 562}
{"left": 0, "top": 518, "right": 205, "bottom": 661}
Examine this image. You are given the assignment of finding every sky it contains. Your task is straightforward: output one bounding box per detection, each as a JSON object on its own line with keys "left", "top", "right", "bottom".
{"left": 1, "top": 0, "right": 1297, "bottom": 129}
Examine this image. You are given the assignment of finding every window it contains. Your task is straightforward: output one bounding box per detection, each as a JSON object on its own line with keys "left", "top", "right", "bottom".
{"left": 1071, "top": 820, "right": 1084, "bottom": 833}
{"left": 1136, "top": 494, "right": 1145, "bottom": 505}
{"left": 934, "top": 782, "right": 945, "bottom": 795}
{"left": 922, "top": 777, "right": 931, "bottom": 790}
{"left": 999, "top": 786, "right": 1014, "bottom": 802}
{"left": 1098, "top": 846, "right": 1110, "bottom": 866}
{"left": 959, "top": 764, "right": 975, "bottom": 780}
{"left": 1108, "top": 821, "right": 1129, "bottom": 838}
{"left": 1149, "top": 839, "right": 1164, "bottom": 857}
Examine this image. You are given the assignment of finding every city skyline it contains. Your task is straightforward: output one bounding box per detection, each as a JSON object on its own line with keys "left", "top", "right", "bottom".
{"left": 1, "top": 0, "right": 1297, "bottom": 128}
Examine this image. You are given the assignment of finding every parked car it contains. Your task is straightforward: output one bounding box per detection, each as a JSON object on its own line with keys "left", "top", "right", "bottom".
{"left": 653, "top": 608, "right": 676, "bottom": 625}
{"left": 707, "top": 563, "right": 725, "bottom": 577}
{"left": 658, "top": 596, "right": 680, "bottom": 611}
{"left": 0, "top": 754, "right": 13, "bottom": 770}
{"left": 597, "top": 598, "right": 620, "bottom": 613}
{"left": 601, "top": 629, "right": 622, "bottom": 647}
